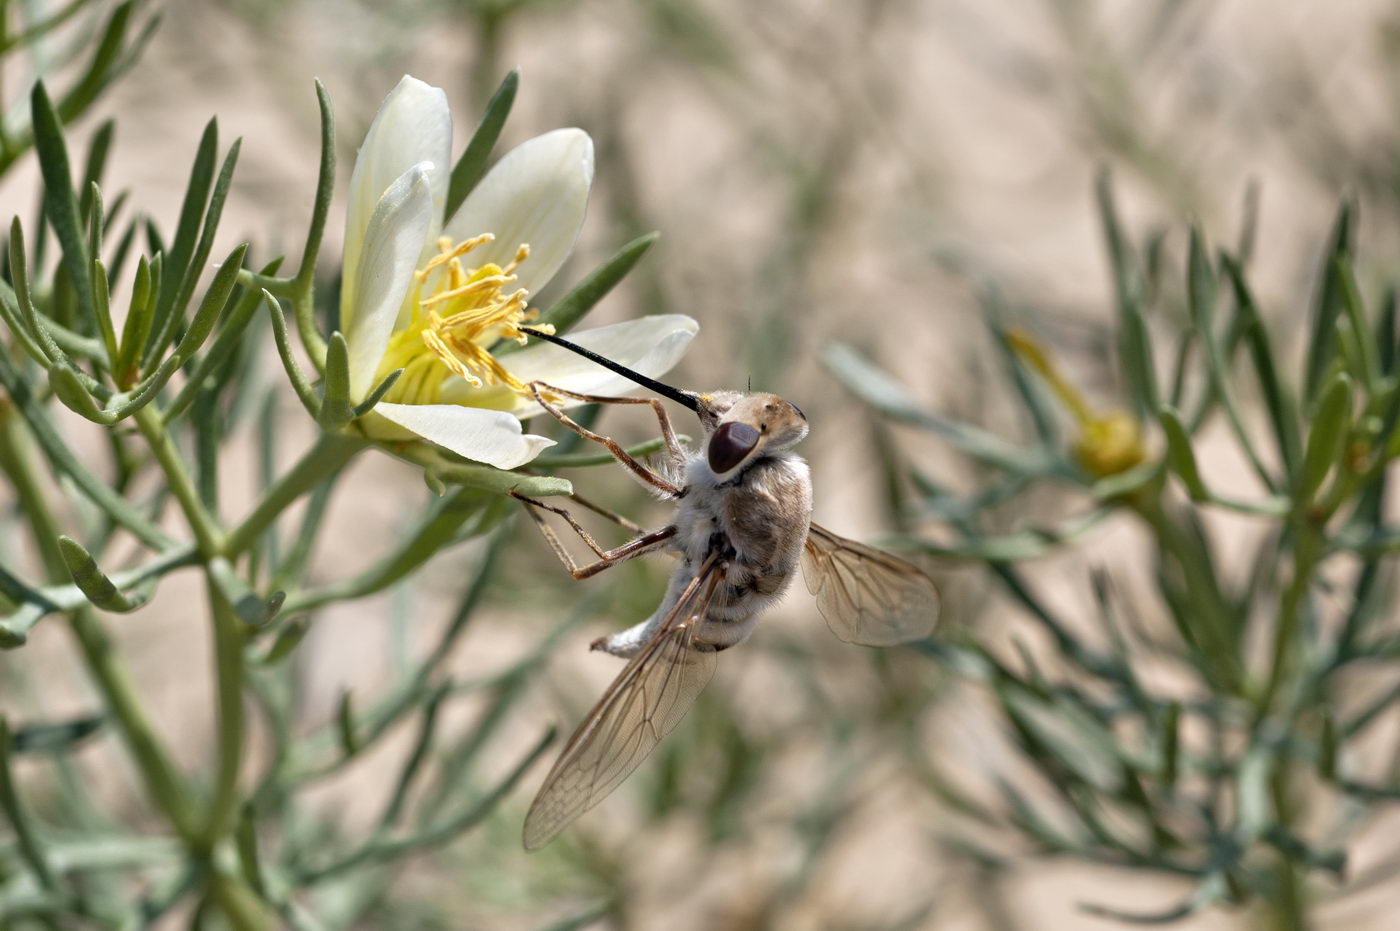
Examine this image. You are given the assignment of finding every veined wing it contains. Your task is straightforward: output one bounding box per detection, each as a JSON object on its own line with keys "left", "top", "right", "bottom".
{"left": 522, "top": 556, "right": 725, "bottom": 850}
{"left": 801, "top": 522, "right": 939, "bottom": 647}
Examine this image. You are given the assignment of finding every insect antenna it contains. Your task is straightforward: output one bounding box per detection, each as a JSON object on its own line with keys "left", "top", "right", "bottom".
{"left": 522, "top": 328, "right": 700, "bottom": 411}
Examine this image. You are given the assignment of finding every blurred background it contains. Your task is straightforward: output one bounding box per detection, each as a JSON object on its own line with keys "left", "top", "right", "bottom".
{"left": 6, "top": 0, "right": 1400, "bottom": 928}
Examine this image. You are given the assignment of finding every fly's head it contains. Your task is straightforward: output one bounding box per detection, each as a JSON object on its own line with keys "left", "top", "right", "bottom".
{"left": 697, "top": 392, "right": 809, "bottom": 481}
{"left": 512, "top": 329, "right": 809, "bottom": 481}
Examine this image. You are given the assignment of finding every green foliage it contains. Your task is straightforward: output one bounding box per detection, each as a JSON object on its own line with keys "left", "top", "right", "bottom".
{"left": 832, "top": 173, "right": 1400, "bottom": 926}
{"left": 0, "top": 49, "right": 661, "bottom": 928}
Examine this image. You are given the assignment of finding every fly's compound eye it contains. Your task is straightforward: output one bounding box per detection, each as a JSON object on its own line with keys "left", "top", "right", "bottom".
{"left": 708, "top": 421, "right": 761, "bottom": 474}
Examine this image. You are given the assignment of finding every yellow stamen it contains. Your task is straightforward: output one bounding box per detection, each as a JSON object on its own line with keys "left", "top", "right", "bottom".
{"left": 373, "top": 235, "right": 558, "bottom": 406}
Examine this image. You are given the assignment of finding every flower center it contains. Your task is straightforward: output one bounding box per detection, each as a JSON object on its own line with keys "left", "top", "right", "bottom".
{"left": 374, "top": 234, "right": 554, "bottom": 405}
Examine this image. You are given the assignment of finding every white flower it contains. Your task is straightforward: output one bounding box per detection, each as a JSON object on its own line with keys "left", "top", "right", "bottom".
{"left": 339, "top": 75, "right": 697, "bottom": 470}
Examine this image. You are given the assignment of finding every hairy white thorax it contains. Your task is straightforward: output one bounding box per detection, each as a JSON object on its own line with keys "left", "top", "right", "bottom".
{"left": 598, "top": 449, "right": 813, "bottom": 657}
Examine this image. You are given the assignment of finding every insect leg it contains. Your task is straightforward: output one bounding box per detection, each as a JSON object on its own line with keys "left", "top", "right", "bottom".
{"left": 527, "top": 381, "right": 685, "bottom": 496}
{"left": 512, "top": 492, "right": 677, "bottom": 580}
{"left": 567, "top": 491, "right": 644, "bottom": 534}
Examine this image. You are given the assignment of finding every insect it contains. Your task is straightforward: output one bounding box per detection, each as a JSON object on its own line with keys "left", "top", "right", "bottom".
{"left": 511, "top": 328, "right": 940, "bottom": 850}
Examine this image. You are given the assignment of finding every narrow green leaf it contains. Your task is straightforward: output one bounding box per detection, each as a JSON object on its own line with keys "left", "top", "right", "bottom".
{"left": 57, "top": 535, "right": 152, "bottom": 612}
{"left": 1186, "top": 230, "right": 1275, "bottom": 491}
{"left": 295, "top": 80, "right": 336, "bottom": 292}
{"left": 1095, "top": 170, "right": 1159, "bottom": 418}
{"left": 207, "top": 558, "right": 283, "bottom": 628}
{"left": 337, "top": 690, "right": 360, "bottom": 757}
{"left": 0, "top": 353, "right": 174, "bottom": 550}
{"left": 265, "top": 290, "right": 320, "bottom": 415}
{"left": 445, "top": 68, "right": 518, "bottom": 220}
{"left": 144, "top": 118, "right": 218, "bottom": 364}
{"left": 79, "top": 120, "right": 117, "bottom": 221}
{"left": 258, "top": 617, "right": 310, "bottom": 665}
{"left": 1304, "top": 199, "right": 1355, "bottom": 403}
{"left": 164, "top": 257, "right": 285, "bottom": 423}
{"left": 823, "top": 342, "right": 1052, "bottom": 474}
{"left": 4, "top": 219, "right": 59, "bottom": 365}
{"left": 984, "top": 300, "right": 1060, "bottom": 449}
{"left": 1222, "top": 255, "right": 1302, "bottom": 475}
{"left": 1160, "top": 701, "right": 1181, "bottom": 788}
{"left": 504, "top": 231, "right": 660, "bottom": 350}
{"left": 55, "top": 0, "right": 144, "bottom": 123}
{"left": 1334, "top": 256, "right": 1380, "bottom": 389}
{"left": 1319, "top": 711, "right": 1338, "bottom": 780}
{"left": 91, "top": 256, "right": 120, "bottom": 366}
{"left": 116, "top": 253, "right": 157, "bottom": 384}
{"left": 1159, "top": 406, "right": 1207, "bottom": 501}
{"left": 1297, "top": 372, "right": 1352, "bottom": 506}
{"left": 31, "top": 81, "right": 95, "bottom": 328}
{"left": 1378, "top": 287, "right": 1397, "bottom": 376}
{"left": 8, "top": 716, "right": 105, "bottom": 754}
{"left": 235, "top": 805, "right": 267, "bottom": 896}
{"left": 147, "top": 136, "right": 242, "bottom": 367}
{"left": 0, "top": 717, "right": 57, "bottom": 891}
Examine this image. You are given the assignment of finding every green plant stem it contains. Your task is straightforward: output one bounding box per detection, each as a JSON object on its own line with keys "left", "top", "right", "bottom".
{"left": 207, "top": 869, "right": 275, "bottom": 931}
{"left": 223, "top": 432, "right": 366, "bottom": 557}
{"left": 1258, "top": 527, "right": 1324, "bottom": 716}
{"left": 133, "top": 405, "right": 223, "bottom": 554}
{"left": 201, "top": 578, "right": 247, "bottom": 852}
{"left": 1128, "top": 493, "right": 1241, "bottom": 692}
{"left": 0, "top": 407, "right": 198, "bottom": 841}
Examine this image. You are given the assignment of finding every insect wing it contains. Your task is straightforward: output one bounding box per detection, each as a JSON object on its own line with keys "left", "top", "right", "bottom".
{"left": 522, "top": 560, "right": 725, "bottom": 850}
{"left": 801, "top": 522, "right": 939, "bottom": 646}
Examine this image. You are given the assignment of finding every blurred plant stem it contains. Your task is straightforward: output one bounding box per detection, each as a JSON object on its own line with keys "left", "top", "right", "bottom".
{"left": 0, "top": 405, "right": 199, "bottom": 841}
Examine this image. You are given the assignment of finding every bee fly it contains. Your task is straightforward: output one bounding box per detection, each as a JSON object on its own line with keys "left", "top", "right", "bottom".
{"left": 511, "top": 328, "right": 940, "bottom": 850}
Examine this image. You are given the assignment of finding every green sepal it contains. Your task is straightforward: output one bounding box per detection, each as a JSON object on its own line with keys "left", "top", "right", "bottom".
{"left": 57, "top": 535, "right": 153, "bottom": 612}
{"left": 352, "top": 368, "right": 403, "bottom": 419}
{"left": 318, "top": 331, "right": 355, "bottom": 429}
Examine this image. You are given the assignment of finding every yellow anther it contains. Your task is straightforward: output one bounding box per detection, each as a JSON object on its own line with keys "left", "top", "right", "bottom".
{"left": 503, "top": 243, "right": 530, "bottom": 275}
{"left": 374, "top": 233, "right": 546, "bottom": 406}
{"left": 420, "top": 274, "right": 516, "bottom": 307}
{"left": 416, "top": 233, "right": 494, "bottom": 281}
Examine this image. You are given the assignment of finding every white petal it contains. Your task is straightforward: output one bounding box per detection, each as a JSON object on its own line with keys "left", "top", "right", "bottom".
{"left": 372, "top": 402, "right": 556, "bottom": 469}
{"left": 504, "top": 314, "right": 698, "bottom": 416}
{"left": 344, "top": 164, "right": 435, "bottom": 400}
{"left": 444, "top": 129, "right": 593, "bottom": 294}
{"left": 342, "top": 76, "right": 451, "bottom": 333}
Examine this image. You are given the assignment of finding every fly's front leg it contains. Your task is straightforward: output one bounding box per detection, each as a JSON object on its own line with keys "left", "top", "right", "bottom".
{"left": 511, "top": 491, "right": 676, "bottom": 580}
{"left": 528, "top": 381, "right": 686, "bottom": 497}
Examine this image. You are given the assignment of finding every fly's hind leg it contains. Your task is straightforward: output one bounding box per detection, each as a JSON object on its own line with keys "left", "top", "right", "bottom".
{"left": 527, "top": 381, "right": 686, "bottom": 497}
{"left": 511, "top": 491, "right": 676, "bottom": 580}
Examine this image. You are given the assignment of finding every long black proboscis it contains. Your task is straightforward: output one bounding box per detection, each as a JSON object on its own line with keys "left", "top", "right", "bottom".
{"left": 521, "top": 327, "right": 700, "bottom": 411}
